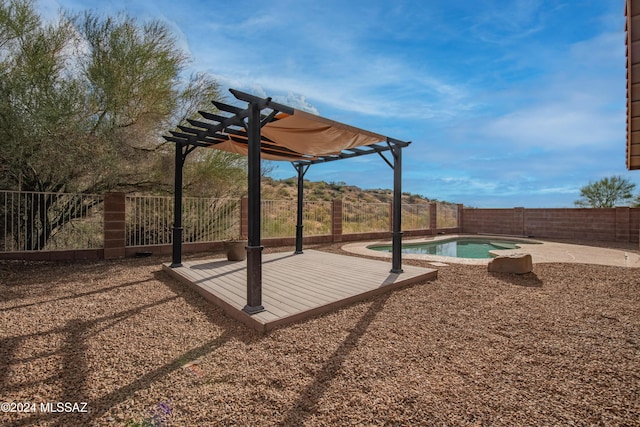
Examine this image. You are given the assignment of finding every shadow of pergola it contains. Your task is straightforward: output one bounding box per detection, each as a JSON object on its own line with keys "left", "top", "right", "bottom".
{"left": 0, "top": 269, "right": 260, "bottom": 427}
{"left": 279, "top": 292, "right": 391, "bottom": 426}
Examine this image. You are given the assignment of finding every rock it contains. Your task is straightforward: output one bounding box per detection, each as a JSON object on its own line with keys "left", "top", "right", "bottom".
{"left": 488, "top": 253, "right": 533, "bottom": 274}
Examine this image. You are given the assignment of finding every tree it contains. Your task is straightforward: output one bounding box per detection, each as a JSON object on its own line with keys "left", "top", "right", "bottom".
{"left": 574, "top": 176, "right": 636, "bottom": 208}
{"left": 0, "top": 0, "right": 246, "bottom": 249}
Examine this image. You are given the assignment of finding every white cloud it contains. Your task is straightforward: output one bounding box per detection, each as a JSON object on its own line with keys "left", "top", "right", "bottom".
{"left": 271, "top": 93, "right": 319, "bottom": 115}
{"left": 483, "top": 104, "right": 621, "bottom": 150}
{"left": 534, "top": 185, "right": 579, "bottom": 195}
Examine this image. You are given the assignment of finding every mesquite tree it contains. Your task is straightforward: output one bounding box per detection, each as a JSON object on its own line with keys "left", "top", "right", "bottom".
{"left": 574, "top": 176, "right": 636, "bottom": 208}
{"left": 0, "top": 0, "right": 246, "bottom": 249}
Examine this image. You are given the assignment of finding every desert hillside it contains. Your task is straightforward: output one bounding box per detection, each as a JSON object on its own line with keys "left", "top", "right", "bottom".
{"left": 261, "top": 176, "right": 447, "bottom": 205}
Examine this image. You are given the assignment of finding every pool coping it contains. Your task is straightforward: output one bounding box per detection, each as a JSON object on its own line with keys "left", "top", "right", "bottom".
{"left": 341, "top": 234, "right": 640, "bottom": 267}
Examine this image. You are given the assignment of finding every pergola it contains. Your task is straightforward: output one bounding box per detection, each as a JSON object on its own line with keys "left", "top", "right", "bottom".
{"left": 164, "top": 89, "right": 410, "bottom": 314}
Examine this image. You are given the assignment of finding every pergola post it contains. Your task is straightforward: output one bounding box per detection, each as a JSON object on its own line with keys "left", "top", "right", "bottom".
{"left": 294, "top": 163, "right": 310, "bottom": 254}
{"left": 391, "top": 142, "right": 403, "bottom": 273}
{"left": 170, "top": 142, "right": 185, "bottom": 267}
{"left": 243, "top": 101, "right": 265, "bottom": 314}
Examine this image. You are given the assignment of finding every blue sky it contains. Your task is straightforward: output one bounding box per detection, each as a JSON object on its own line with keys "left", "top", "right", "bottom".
{"left": 39, "top": 0, "right": 632, "bottom": 207}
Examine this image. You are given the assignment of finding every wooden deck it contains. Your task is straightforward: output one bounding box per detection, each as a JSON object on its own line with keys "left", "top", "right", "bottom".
{"left": 163, "top": 249, "right": 437, "bottom": 332}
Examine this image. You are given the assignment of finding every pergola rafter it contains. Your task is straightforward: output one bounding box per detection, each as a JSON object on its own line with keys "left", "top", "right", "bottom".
{"left": 164, "top": 88, "right": 411, "bottom": 314}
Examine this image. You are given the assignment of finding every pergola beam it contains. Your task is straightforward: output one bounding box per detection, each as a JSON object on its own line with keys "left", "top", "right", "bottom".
{"left": 230, "top": 89, "right": 295, "bottom": 114}
{"left": 212, "top": 100, "right": 243, "bottom": 114}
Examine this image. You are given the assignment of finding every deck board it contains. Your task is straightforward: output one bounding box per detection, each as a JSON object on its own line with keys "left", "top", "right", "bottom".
{"left": 163, "top": 249, "right": 437, "bottom": 332}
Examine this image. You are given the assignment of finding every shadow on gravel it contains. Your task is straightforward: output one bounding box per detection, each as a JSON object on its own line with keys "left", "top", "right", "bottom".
{"left": 0, "top": 278, "right": 154, "bottom": 312}
{"left": 152, "top": 269, "right": 260, "bottom": 338}
{"left": 4, "top": 294, "right": 190, "bottom": 427}
{"left": 2, "top": 264, "right": 260, "bottom": 427}
{"left": 489, "top": 271, "right": 543, "bottom": 288}
{"left": 280, "top": 292, "right": 391, "bottom": 426}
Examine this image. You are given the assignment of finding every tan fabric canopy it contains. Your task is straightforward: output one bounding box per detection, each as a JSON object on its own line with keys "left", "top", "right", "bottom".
{"left": 194, "top": 110, "right": 388, "bottom": 162}
{"left": 202, "top": 139, "right": 317, "bottom": 161}
{"left": 165, "top": 89, "right": 408, "bottom": 164}
{"left": 261, "top": 110, "right": 387, "bottom": 157}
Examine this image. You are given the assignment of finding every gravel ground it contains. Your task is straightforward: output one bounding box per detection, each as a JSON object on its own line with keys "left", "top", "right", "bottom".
{"left": 1, "top": 242, "right": 639, "bottom": 426}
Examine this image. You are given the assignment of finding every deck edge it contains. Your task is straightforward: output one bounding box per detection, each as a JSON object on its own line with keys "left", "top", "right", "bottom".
{"left": 262, "top": 269, "right": 438, "bottom": 331}
{"left": 162, "top": 263, "right": 267, "bottom": 333}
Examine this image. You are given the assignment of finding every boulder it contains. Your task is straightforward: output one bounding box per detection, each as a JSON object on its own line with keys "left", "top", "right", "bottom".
{"left": 488, "top": 253, "right": 532, "bottom": 274}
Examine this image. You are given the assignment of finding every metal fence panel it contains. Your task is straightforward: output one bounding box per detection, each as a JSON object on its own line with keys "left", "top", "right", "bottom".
{"left": 0, "top": 191, "right": 103, "bottom": 251}
{"left": 261, "top": 200, "right": 295, "bottom": 238}
{"left": 184, "top": 197, "right": 240, "bottom": 243}
{"left": 303, "top": 200, "right": 332, "bottom": 236}
{"left": 125, "top": 195, "right": 240, "bottom": 246}
{"left": 343, "top": 202, "right": 390, "bottom": 233}
{"left": 126, "top": 195, "right": 173, "bottom": 246}
{"left": 402, "top": 203, "right": 431, "bottom": 230}
{"left": 437, "top": 203, "right": 458, "bottom": 228}
{"left": 261, "top": 200, "right": 333, "bottom": 238}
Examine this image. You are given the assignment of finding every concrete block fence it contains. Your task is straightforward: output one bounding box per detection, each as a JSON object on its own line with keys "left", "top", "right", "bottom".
{"left": 461, "top": 207, "right": 640, "bottom": 244}
{"left": 3, "top": 192, "right": 638, "bottom": 262}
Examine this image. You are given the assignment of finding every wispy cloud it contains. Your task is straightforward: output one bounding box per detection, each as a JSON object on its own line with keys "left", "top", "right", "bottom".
{"left": 466, "top": 0, "right": 547, "bottom": 45}
{"left": 483, "top": 104, "right": 621, "bottom": 150}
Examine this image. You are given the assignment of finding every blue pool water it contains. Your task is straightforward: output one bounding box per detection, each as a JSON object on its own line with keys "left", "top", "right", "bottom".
{"left": 368, "top": 238, "right": 534, "bottom": 259}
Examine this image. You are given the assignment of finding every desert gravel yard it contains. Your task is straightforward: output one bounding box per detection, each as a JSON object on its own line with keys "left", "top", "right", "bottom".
{"left": 1, "top": 242, "right": 639, "bottom": 426}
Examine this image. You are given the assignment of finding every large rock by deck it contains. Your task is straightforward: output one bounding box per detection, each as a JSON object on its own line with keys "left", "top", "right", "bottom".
{"left": 488, "top": 253, "right": 533, "bottom": 274}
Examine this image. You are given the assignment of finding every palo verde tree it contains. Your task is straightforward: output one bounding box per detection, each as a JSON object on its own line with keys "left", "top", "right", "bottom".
{"left": 574, "top": 176, "right": 636, "bottom": 208}
{"left": 0, "top": 0, "right": 246, "bottom": 249}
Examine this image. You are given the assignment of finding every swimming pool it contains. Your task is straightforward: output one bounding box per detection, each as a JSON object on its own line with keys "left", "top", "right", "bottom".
{"left": 368, "top": 238, "right": 536, "bottom": 259}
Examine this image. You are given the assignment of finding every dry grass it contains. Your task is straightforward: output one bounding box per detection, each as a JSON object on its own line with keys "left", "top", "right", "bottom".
{"left": 1, "top": 243, "right": 639, "bottom": 426}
